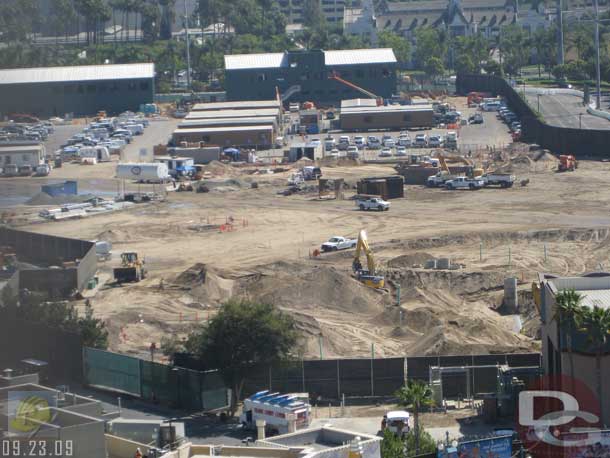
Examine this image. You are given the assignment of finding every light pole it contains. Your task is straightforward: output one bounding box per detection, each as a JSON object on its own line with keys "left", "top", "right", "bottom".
{"left": 557, "top": 0, "right": 564, "bottom": 65}
{"left": 579, "top": 112, "right": 583, "bottom": 129}
{"left": 183, "top": 0, "right": 192, "bottom": 91}
{"left": 594, "top": 0, "right": 601, "bottom": 109}
{"left": 537, "top": 94, "right": 541, "bottom": 113}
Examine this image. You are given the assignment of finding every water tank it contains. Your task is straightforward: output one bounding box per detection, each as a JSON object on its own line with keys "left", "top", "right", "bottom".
{"left": 116, "top": 162, "right": 170, "bottom": 182}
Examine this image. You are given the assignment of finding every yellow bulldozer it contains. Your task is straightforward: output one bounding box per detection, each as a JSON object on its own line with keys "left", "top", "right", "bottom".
{"left": 113, "top": 252, "right": 146, "bottom": 283}
{"left": 352, "top": 230, "right": 385, "bottom": 289}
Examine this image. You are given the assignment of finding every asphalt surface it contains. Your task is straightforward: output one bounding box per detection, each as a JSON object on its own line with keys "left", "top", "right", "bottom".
{"left": 525, "top": 91, "right": 610, "bottom": 130}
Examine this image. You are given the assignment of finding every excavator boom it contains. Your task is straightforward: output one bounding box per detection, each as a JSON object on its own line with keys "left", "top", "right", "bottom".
{"left": 353, "top": 230, "right": 384, "bottom": 288}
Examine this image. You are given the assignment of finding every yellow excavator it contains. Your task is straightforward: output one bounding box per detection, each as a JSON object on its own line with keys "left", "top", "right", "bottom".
{"left": 352, "top": 230, "right": 385, "bottom": 289}
{"left": 113, "top": 252, "right": 146, "bottom": 283}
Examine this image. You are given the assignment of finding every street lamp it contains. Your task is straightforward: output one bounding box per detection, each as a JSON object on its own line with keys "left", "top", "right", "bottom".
{"left": 183, "top": 0, "right": 192, "bottom": 91}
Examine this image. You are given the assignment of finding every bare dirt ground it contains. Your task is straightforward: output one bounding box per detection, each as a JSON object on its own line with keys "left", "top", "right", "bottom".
{"left": 14, "top": 145, "right": 610, "bottom": 360}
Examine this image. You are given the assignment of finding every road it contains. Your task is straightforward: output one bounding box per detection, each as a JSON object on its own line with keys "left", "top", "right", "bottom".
{"left": 524, "top": 90, "right": 610, "bottom": 130}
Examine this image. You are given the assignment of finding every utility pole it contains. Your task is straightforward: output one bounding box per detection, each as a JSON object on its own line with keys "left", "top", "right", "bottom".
{"left": 557, "top": 0, "right": 564, "bottom": 65}
{"left": 594, "top": 0, "right": 601, "bottom": 109}
{"left": 184, "top": 0, "right": 192, "bottom": 91}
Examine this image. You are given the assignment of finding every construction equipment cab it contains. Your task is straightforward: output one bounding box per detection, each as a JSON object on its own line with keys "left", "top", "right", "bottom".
{"left": 114, "top": 252, "right": 146, "bottom": 283}
{"left": 352, "top": 230, "right": 384, "bottom": 289}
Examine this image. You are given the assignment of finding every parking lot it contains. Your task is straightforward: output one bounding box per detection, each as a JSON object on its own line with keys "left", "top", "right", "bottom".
{"left": 268, "top": 104, "right": 512, "bottom": 163}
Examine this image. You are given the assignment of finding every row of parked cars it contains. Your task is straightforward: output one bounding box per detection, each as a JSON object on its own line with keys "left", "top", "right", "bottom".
{"left": 0, "top": 121, "right": 54, "bottom": 143}
{"left": 322, "top": 131, "right": 458, "bottom": 156}
{"left": 58, "top": 112, "right": 149, "bottom": 162}
{"left": 497, "top": 106, "right": 522, "bottom": 139}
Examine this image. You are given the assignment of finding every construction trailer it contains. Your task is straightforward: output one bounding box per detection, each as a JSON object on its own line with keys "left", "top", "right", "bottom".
{"left": 357, "top": 176, "right": 404, "bottom": 199}
{"left": 172, "top": 125, "right": 275, "bottom": 149}
{"left": 340, "top": 104, "right": 434, "bottom": 130}
{"left": 178, "top": 116, "right": 279, "bottom": 131}
{"left": 299, "top": 109, "right": 321, "bottom": 134}
{"left": 190, "top": 99, "right": 280, "bottom": 112}
{"left": 0, "top": 143, "right": 47, "bottom": 168}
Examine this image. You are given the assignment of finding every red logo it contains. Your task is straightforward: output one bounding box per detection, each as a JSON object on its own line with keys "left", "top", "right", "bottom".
{"left": 516, "top": 374, "right": 607, "bottom": 458}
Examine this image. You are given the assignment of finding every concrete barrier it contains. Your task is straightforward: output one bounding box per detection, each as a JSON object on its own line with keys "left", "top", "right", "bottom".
{"left": 587, "top": 105, "right": 610, "bottom": 122}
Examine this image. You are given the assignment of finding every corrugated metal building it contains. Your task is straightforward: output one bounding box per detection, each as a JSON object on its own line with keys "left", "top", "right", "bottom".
{"left": 224, "top": 49, "right": 397, "bottom": 104}
{"left": 172, "top": 126, "right": 274, "bottom": 149}
{"left": 185, "top": 108, "right": 281, "bottom": 120}
{"left": 0, "top": 63, "right": 155, "bottom": 118}
{"left": 191, "top": 99, "right": 280, "bottom": 111}
{"left": 178, "top": 117, "right": 278, "bottom": 130}
{"left": 340, "top": 104, "right": 434, "bottom": 130}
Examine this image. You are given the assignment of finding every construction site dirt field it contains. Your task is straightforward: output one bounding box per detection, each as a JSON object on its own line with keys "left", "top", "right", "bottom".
{"left": 18, "top": 150, "right": 610, "bottom": 360}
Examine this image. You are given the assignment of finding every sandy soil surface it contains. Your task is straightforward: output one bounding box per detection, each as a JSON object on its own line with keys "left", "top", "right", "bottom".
{"left": 12, "top": 141, "right": 610, "bottom": 360}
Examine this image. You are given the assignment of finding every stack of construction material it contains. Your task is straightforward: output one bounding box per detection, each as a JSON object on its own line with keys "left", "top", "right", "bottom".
{"left": 357, "top": 176, "right": 404, "bottom": 199}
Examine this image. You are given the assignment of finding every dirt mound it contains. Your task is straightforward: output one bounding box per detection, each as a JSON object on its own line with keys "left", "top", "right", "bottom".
{"left": 174, "top": 263, "right": 235, "bottom": 305}
{"left": 295, "top": 157, "right": 313, "bottom": 167}
{"left": 201, "top": 178, "right": 245, "bottom": 193}
{"left": 201, "top": 161, "right": 239, "bottom": 177}
{"left": 235, "top": 262, "right": 388, "bottom": 314}
{"left": 388, "top": 252, "right": 434, "bottom": 268}
{"left": 496, "top": 151, "right": 558, "bottom": 173}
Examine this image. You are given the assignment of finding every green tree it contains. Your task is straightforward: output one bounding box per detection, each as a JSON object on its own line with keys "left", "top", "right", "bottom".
{"left": 185, "top": 299, "right": 298, "bottom": 415}
{"left": 554, "top": 289, "right": 585, "bottom": 394}
{"left": 49, "top": 0, "right": 77, "bottom": 46}
{"left": 0, "top": 0, "right": 40, "bottom": 44}
{"left": 395, "top": 380, "right": 434, "bottom": 454}
{"left": 405, "top": 427, "right": 436, "bottom": 457}
{"left": 378, "top": 31, "right": 411, "bottom": 66}
{"left": 454, "top": 34, "right": 488, "bottom": 74}
{"left": 424, "top": 56, "right": 445, "bottom": 81}
{"left": 498, "top": 24, "right": 530, "bottom": 75}
{"left": 414, "top": 28, "right": 446, "bottom": 69}
{"left": 159, "top": 0, "right": 177, "bottom": 40}
{"left": 303, "top": 0, "right": 325, "bottom": 30}
{"left": 380, "top": 429, "right": 404, "bottom": 458}
{"left": 581, "top": 306, "right": 610, "bottom": 425}
{"left": 78, "top": 301, "right": 109, "bottom": 349}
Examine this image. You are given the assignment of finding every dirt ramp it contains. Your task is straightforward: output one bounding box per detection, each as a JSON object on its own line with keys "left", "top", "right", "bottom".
{"left": 174, "top": 263, "right": 235, "bottom": 304}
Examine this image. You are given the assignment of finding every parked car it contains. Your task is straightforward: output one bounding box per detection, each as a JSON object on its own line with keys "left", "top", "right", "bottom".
{"left": 367, "top": 136, "right": 381, "bottom": 149}
{"left": 379, "top": 148, "right": 393, "bottom": 157}
{"left": 414, "top": 134, "right": 428, "bottom": 147}
{"left": 445, "top": 176, "right": 485, "bottom": 190}
{"left": 398, "top": 134, "right": 411, "bottom": 147}
{"left": 469, "top": 113, "right": 484, "bottom": 124}
{"left": 356, "top": 196, "right": 390, "bottom": 211}
{"left": 347, "top": 146, "right": 360, "bottom": 159}
{"left": 383, "top": 137, "right": 396, "bottom": 148}
{"left": 354, "top": 136, "right": 366, "bottom": 150}
{"left": 321, "top": 236, "right": 357, "bottom": 252}
{"left": 428, "top": 135, "right": 443, "bottom": 148}
{"left": 481, "top": 173, "right": 515, "bottom": 188}
{"left": 395, "top": 146, "right": 407, "bottom": 156}
{"left": 337, "top": 135, "right": 350, "bottom": 151}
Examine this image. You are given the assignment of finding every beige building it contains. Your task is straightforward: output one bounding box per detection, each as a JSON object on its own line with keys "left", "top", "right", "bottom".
{"left": 538, "top": 272, "right": 610, "bottom": 426}
{"left": 172, "top": 125, "right": 275, "bottom": 148}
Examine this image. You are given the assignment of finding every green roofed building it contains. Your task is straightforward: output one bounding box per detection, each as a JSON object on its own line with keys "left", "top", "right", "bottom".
{"left": 0, "top": 63, "right": 155, "bottom": 118}
{"left": 224, "top": 49, "right": 397, "bottom": 105}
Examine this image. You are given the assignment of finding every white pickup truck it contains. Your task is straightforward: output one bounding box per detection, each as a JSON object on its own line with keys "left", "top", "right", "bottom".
{"left": 426, "top": 172, "right": 454, "bottom": 187}
{"left": 321, "top": 236, "right": 357, "bottom": 252}
{"left": 444, "top": 176, "right": 485, "bottom": 190}
{"left": 481, "top": 173, "right": 515, "bottom": 188}
{"left": 356, "top": 197, "right": 390, "bottom": 211}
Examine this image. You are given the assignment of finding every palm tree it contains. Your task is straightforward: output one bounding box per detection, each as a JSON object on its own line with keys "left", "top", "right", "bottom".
{"left": 395, "top": 380, "right": 434, "bottom": 454}
{"left": 581, "top": 306, "right": 610, "bottom": 426}
{"left": 553, "top": 289, "right": 585, "bottom": 394}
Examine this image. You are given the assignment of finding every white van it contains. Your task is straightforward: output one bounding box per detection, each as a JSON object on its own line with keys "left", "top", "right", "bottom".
{"left": 123, "top": 124, "right": 144, "bottom": 135}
